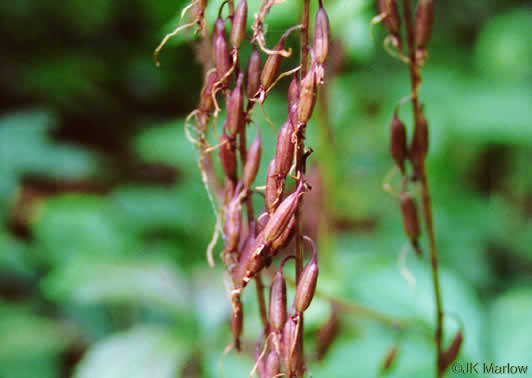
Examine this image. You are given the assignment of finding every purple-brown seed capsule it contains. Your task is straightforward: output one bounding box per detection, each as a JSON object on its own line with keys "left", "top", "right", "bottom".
{"left": 314, "top": 0, "right": 330, "bottom": 65}
{"left": 293, "top": 237, "right": 319, "bottom": 313}
{"left": 400, "top": 192, "right": 421, "bottom": 255}
{"left": 213, "top": 16, "right": 225, "bottom": 40}
{"left": 214, "top": 33, "right": 231, "bottom": 81}
{"left": 390, "top": 111, "right": 408, "bottom": 174}
{"left": 296, "top": 69, "right": 317, "bottom": 125}
{"left": 231, "top": 297, "right": 243, "bottom": 351}
{"left": 219, "top": 131, "right": 237, "bottom": 181}
{"left": 274, "top": 120, "right": 295, "bottom": 178}
{"left": 242, "top": 129, "right": 262, "bottom": 188}
{"left": 224, "top": 194, "right": 242, "bottom": 251}
{"left": 231, "top": 0, "right": 247, "bottom": 48}
{"left": 270, "top": 214, "right": 295, "bottom": 251}
{"left": 439, "top": 330, "right": 463, "bottom": 372}
{"left": 265, "top": 159, "right": 285, "bottom": 213}
{"left": 246, "top": 48, "right": 261, "bottom": 99}
{"left": 410, "top": 109, "right": 429, "bottom": 170}
{"left": 263, "top": 182, "right": 304, "bottom": 243}
{"left": 282, "top": 315, "right": 299, "bottom": 374}
{"left": 232, "top": 231, "right": 269, "bottom": 288}
{"left": 269, "top": 258, "right": 290, "bottom": 330}
{"left": 265, "top": 351, "right": 281, "bottom": 377}
{"left": 288, "top": 74, "right": 300, "bottom": 112}
{"left": 378, "top": 0, "right": 401, "bottom": 35}
{"left": 260, "top": 39, "right": 286, "bottom": 89}
{"left": 226, "top": 72, "right": 244, "bottom": 135}
{"left": 414, "top": 0, "right": 434, "bottom": 49}
{"left": 199, "top": 70, "right": 218, "bottom": 114}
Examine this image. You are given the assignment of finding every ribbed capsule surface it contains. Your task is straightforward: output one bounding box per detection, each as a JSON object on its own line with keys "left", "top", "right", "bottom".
{"left": 274, "top": 120, "right": 295, "bottom": 178}
{"left": 242, "top": 131, "right": 262, "bottom": 188}
{"left": 415, "top": 0, "right": 434, "bottom": 48}
{"left": 214, "top": 33, "right": 231, "bottom": 80}
{"left": 400, "top": 192, "right": 420, "bottom": 240}
{"left": 378, "top": 0, "right": 401, "bottom": 35}
{"left": 226, "top": 72, "right": 244, "bottom": 135}
{"left": 440, "top": 330, "right": 463, "bottom": 372}
{"left": 224, "top": 195, "right": 242, "bottom": 251}
{"left": 265, "top": 351, "right": 281, "bottom": 377}
{"left": 231, "top": 0, "right": 247, "bottom": 48}
{"left": 410, "top": 110, "right": 429, "bottom": 169}
{"left": 293, "top": 240, "right": 318, "bottom": 313}
{"left": 265, "top": 159, "right": 285, "bottom": 212}
{"left": 269, "top": 270, "right": 287, "bottom": 330}
{"left": 219, "top": 132, "right": 237, "bottom": 181}
{"left": 260, "top": 40, "right": 285, "bottom": 89}
{"left": 199, "top": 70, "right": 218, "bottom": 113}
{"left": 296, "top": 69, "right": 317, "bottom": 125}
{"left": 246, "top": 48, "right": 261, "bottom": 99}
{"left": 390, "top": 112, "right": 407, "bottom": 172}
{"left": 314, "top": 1, "right": 330, "bottom": 65}
{"left": 263, "top": 183, "right": 304, "bottom": 243}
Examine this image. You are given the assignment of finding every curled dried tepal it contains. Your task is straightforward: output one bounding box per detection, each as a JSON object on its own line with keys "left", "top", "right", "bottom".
{"left": 226, "top": 72, "right": 244, "bottom": 135}
{"left": 415, "top": 0, "right": 434, "bottom": 49}
{"left": 230, "top": 0, "right": 247, "bottom": 48}
{"left": 314, "top": 0, "right": 330, "bottom": 65}
{"left": 390, "top": 111, "right": 407, "bottom": 174}
{"left": 294, "top": 236, "right": 319, "bottom": 313}
{"left": 439, "top": 330, "right": 463, "bottom": 373}
{"left": 242, "top": 127, "right": 262, "bottom": 188}
{"left": 400, "top": 192, "right": 421, "bottom": 255}
{"left": 246, "top": 48, "right": 261, "bottom": 99}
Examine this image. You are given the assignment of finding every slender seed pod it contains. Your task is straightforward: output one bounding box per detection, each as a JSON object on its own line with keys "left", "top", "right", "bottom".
{"left": 255, "top": 211, "right": 270, "bottom": 234}
{"left": 260, "top": 38, "right": 287, "bottom": 89}
{"left": 274, "top": 120, "right": 295, "bottom": 177}
{"left": 232, "top": 231, "right": 268, "bottom": 288}
{"left": 410, "top": 109, "right": 429, "bottom": 170}
{"left": 400, "top": 192, "right": 422, "bottom": 255}
{"left": 242, "top": 128, "right": 262, "bottom": 188}
{"left": 214, "top": 33, "right": 231, "bottom": 81}
{"left": 296, "top": 69, "right": 317, "bottom": 125}
{"left": 271, "top": 214, "right": 295, "bottom": 251}
{"left": 439, "top": 330, "right": 463, "bottom": 372}
{"left": 199, "top": 70, "right": 218, "bottom": 113}
{"left": 263, "top": 182, "right": 304, "bottom": 243}
{"left": 294, "top": 236, "right": 319, "bottom": 313}
{"left": 231, "top": 297, "right": 243, "bottom": 351}
{"left": 415, "top": 0, "right": 434, "bottom": 48}
{"left": 390, "top": 111, "right": 407, "bottom": 174}
{"left": 269, "top": 257, "right": 291, "bottom": 331}
{"left": 287, "top": 74, "right": 300, "bottom": 112}
{"left": 381, "top": 345, "right": 399, "bottom": 372}
{"left": 265, "top": 351, "right": 281, "bottom": 377}
{"left": 224, "top": 194, "right": 242, "bottom": 251}
{"left": 282, "top": 315, "right": 298, "bottom": 372}
{"left": 314, "top": 0, "right": 331, "bottom": 65}
{"left": 265, "top": 159, "right": 285, "bottom": 213}
{"left": 213, "top": 16, "right": 225, "bottom": 40}
{"left": 231, "top": 0, "right": 247, "bottom": 48}
{"left": 226, "top": 72, "right": 244, "bottom": 135}
{"left": 223, "top": 177, "right": 236, "bottom": 206}
{"left": 246, "top": 48, "right": 261, "bottom": 99}
{"left": 316, "top": 309, "right": 339, "bottom": 361}
{"left": 219, "top": 131, "right": 237, "bottom": 181}
{"left": 378, "top": 0, "right": 401, "bottom": 35}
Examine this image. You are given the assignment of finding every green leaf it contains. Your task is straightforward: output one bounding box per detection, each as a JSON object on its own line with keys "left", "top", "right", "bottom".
{"left": 74, "top": 326, "right": 187, "bottom": 378}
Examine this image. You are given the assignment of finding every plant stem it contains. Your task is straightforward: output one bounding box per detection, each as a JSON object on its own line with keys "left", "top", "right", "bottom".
{"left": 402, "top": 1, "right": 443, "bottom": 376}
{"left": 300, "top": 0, "right": 311, "bottom": 77}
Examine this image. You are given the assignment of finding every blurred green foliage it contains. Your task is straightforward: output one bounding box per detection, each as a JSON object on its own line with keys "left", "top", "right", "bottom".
{"left": 1, "top": 0, "right": 531, "bottom": 377}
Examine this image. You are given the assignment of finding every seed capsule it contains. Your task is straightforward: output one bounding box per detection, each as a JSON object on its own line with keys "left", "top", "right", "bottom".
{"left": 415, "top": 0, "right": 434, "bottom": 49}
{"left": 287, "top": 74, "right": 300, "bottom": 112}
{"left": 213, "top": 16, "right": 225, "bottom": 40}
{"left": 269, "top": 259, "right": 290, "bottom": 330}
{"left": 219, "top": 131, "right": 237, "bottom": 181}
{"left": 265, "top": 159, "right": 285, "bottom": 213}
{"left": 410, "top": 109, "right": 429, "bottom": 170}
{"left": 232, "top": 231, "right": 269, "bottom": 288}
{"left": 378, "top": 0, "right": 401, "bottom": 35}
{"left": 265, "top": 351, "right": 281, "bottom": 377}
{"left": 271, "top": 214, "right": 295, "bottom": 251}
{"left": 282, "top": 315, "right": 299, "bottom": 373}
{"left": 231, "top": 297, "right": 243, "bottom": 351}
{"left": 314, "top": 0, "right": 330, "bottom": 65}
{"left": 246, "top": 48, "right": 261, "bottom": 99}
{"left": 390, "top": 111, "right": 407, "bottom": 174}
{"left": 226, "top": 72, "right": 244, "bottom": 135}
{"left": 296, "top": 69, "right": 317, "bottom": 125}
{"left": 294, "top": 236, "right": 319, "bottom": 313}
{"left": 274, "top": 120, "right": 295, "bottom": 178}
{"left": 224, "top": 194, "right": 242, "bottom": 251}
{"left": 231, "top": 0, "right": 247, "bottom": 48}
{"left": 214, "top": 31, "right": 231, "bottom": 81}
{"left": 260, "top": 39, "right": 286, "bottom": 89}
{"left": 263, "top": 182, "right": 304, "bottom": 243}
{"left": 199, "top": 70, "right": 218, "bottom": 114}
{"left": 439, "top": 330, "right": 463, "bottom": 372}
{"left": 242, "top": 129, "right": 262, "bottom": 188}
{"left": 400, "top": 192, "right": 421, "bottom": 255}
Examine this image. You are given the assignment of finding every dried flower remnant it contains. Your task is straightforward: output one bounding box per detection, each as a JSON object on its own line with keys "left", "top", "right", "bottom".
{"left": 400, "top": 192, "right": 422, "bottom": 255}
